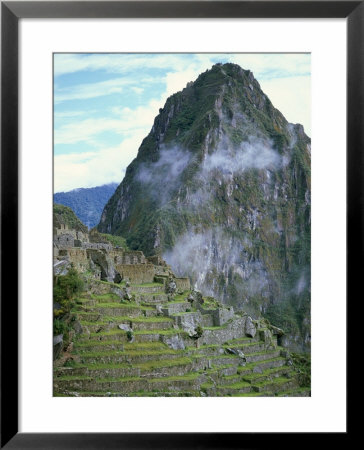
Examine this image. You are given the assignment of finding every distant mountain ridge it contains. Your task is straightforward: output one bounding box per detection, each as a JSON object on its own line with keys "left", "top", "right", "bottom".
{"left": 54, "top": 183, "right": 118, "bottom": 229}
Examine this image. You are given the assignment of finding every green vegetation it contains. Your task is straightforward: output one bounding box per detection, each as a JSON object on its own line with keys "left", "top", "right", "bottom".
{"left": 53, "top": 203, "right": 88, "bottom": 233}
{"left": 54, "top": 183, "right": 118, "bottom": 229}
{"left": 54, "top": 267, "right": 84, "bottom": 317}
{"left": 291, "top": 352, "right": 311, "bottom": 387}
{"left": 99, "top": 233, "right": 129, "bottom": 249}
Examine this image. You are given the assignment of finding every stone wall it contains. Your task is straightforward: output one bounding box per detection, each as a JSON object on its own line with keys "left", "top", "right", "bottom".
{"left": 175, "top": 277, "right": 190, "bottom": 292}
{"left": 212, "top": 307, "right": 235, "bottom": 327}
{"left": 147, "top": 255, "right": 167, "bottom": 266}
{"left": 65, "top": 248, "right": 89, "bottom": 271}
{"left": 197, "top": 316, "right": 247, "bottom": 346}
{"left": 86, "top": 248, "right": 121, "bottom": 283}
{"left": 111, "top": 250, "right": 147, "bottom": 265}
{"left": 115, "top": 264, "right": 156, "bottom": 284}
{"left": 55, "top": 227, "right": 89, "bottom": 243}
{"left": 54, "top": 233, "right": 75, "bottom": 248}
{"left": 83, "top": 242, "right": 112, "bottom": 251}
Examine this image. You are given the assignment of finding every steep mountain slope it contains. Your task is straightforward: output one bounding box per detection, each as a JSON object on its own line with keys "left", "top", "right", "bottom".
{"left": 98, "top": 63, "right": 311, "bottom": 350}
{"left": 54, "top": 203, "right": 89, "bottom": 233}
{"left": 54, "top": 183, "right": 118, "bottom": 229}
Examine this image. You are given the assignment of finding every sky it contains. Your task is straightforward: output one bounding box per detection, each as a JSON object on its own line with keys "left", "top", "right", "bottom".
{"left": 54, "top": 53, "right": 310, "bottom": 193}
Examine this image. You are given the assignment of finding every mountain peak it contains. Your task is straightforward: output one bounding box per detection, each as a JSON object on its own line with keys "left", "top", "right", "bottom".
{"left": 98, "top": 63, "right": 311, "bottom": 349}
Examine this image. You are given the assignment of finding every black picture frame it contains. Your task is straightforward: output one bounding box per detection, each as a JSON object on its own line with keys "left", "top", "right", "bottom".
{"left": 1, "top": 1, "right": 357, "bottom": 448}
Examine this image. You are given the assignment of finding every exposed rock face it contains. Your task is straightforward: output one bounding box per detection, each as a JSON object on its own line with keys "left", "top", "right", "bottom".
{"left": 87, "top": 248, "right": 121, "bottom": 283}
{"left": 98, "top": 63, "right": 311, "bottom": 351}
{"left": 245, "top": 316, "right": 257, "bottom": 338}
{"left": 53, "top": 334, "right": 63, "bottom": 360}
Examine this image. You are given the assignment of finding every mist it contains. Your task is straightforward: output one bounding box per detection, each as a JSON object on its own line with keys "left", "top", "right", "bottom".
{"left": 136, "top": 145, "right": 192, "bottom": 205}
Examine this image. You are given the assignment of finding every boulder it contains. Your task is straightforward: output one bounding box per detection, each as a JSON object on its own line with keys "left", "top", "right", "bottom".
{"left": 118, "top": 323, "right": 132, "bottom": 332}
{"left": 245, "top": 316, "right": 257, "bottom": 338}
{"left": 72, "top": 320, "right": 83, "bottom": 335}
{"left": 270, "top": 324, "right": 284, "bottom": 337}
{"left": 53, "top": 259, "right": 71, "bottom": 276}
{"left": 164, "top": 334, "right": 185, "bottom": 350}
{"left": 53, "top": 334, "right": 63, "bottom": 360}
{"left": 165, "top": 277, "right": 177, "bottom": 295}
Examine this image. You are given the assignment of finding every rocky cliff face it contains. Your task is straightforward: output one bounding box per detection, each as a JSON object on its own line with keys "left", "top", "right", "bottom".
{"left": 98, "top": 63, "right": 311, "bottom": 351}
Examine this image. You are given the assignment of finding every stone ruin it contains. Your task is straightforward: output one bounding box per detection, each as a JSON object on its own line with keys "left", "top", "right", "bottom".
{"left": 53, "top": 225, "right": 309, "bottom": 398}
{"left": 53, "top": 225, "right": 189, "bottom": 287}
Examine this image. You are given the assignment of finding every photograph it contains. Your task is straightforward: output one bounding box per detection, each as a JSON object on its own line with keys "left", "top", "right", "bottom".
{"left": 52, "top": 53, "right": 311, "bottom": 398}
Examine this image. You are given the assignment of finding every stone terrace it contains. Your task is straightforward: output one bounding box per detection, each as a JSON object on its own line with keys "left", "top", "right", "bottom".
{"left": 53, "top": 279, "right": 310, "bottom": 397}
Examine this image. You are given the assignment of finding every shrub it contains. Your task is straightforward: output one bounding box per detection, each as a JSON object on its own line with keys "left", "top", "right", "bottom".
{"left": 291, "top": 352, "right": 311, "bottom": 387}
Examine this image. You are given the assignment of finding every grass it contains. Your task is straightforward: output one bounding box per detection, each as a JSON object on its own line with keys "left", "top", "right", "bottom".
{"left": 203, "top": 324, "right": 229, "bottom": 331}
{"left": 95, "top": 302, "right": 153, "bottom": 310}
{"left": 149, "top": 372, "right": 200, "bottom": 383}
{"left": 276, "top": 386, "right": 311, "bottom": 397}
{"left": 134, "top": 291, "right": 166, "bottom": 296}
{"left": 136, "top": 356, "right": 192, "bottom": 371}
{"left": 242, "top": 365, "right": 292, "bottom": 382}
{"left": 55, "top": 375, "right": 92, "bottom": 381}
{"left": 89, "top": 330, "right": 125, "bottom": 337}
{"left": 237, "top": 357, "right": 286, "bottom": 373}
{"left": 133, "top": 329, "right": 182, "bottom": 336}
{"left": 70, "top": 362, "right": 132, "bottom": 370}
{"left": 97, "top": 376, "right": 140, "bottom": 384}
{"left": 253, "top": 376, "right": 294, "bottom": 389}
{"left": 80, "top": 315, "right": 173, "bottom": 324}
{"left": 96, "top": 371, "right": 200, "bottom": 384}
{"left": 92, "top": 293, "right": 120, "bottom": 301}
{"left": 75, "top": 339, "right": 123, "bottom": 348}
{"left": 217, "top": 380, "right": 251, "bottom": 390}
{"left": 77, "top": 349, "right": 178, "bottom": 359}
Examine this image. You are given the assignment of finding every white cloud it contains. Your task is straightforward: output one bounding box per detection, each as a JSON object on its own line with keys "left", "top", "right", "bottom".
{"left": 55, "top": 99, "right": 161, "bottom": 146}
{"left": 54, "top": 76, "right": 156, "bottom": 103}
{"left": 227, "top": 53, "right": 310, "bottom": 79}
{"left": 54, "top": 53, "right": 194, "bottom": 77}
{"left": 54, "top": 131, "right": 147, "bottom": 192}
{"left": 54, "top": 53, "right": 310, "bottom": 80}
{"left": 131, "top": 86, "right": 144, "bottom": 95}
{"left": 260, "top": 75, "right": 311, "bottom": 136}
{"left": 164, "top": 68, "right": 201, "bottom": 98}
{"left": 54, "top": 110, "right": 91, "bottom": 119}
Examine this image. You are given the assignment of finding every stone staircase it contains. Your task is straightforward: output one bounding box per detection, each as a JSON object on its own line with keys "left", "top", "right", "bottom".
{"left": 53, "top": 280, "right": 310, "bottom": 397}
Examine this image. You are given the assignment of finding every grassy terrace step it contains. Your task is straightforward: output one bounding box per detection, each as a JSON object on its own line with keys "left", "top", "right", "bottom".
{"left": 277, "top": 386, "right": 311, "bottom": 397}
{"left": 54, "top": 364, "right": 141, "bottom": 379}
{"left": 244, "top": 349, "right": 281, "bottom": 363}
{"left": 76, "top": 306, "right": 158, "bottom": 318}
{"left": 72, "top": 349, "right": 183, "bottom": 365}
{"left": 74, "top": 341, "right": 167, "bottom": 351}
{"left": 131, "top": 283, "right": 164, "bottom": 294}
{"left": 135, "top": 293, "right": 169, "bottom": 304}
{"left": 79, "top": 304, "right": 157, "bottom": 318}
{"left": 242, "top": 365, "right": 293, "bottom": 384}
{"left": 82, "top": 328, "right": 186, "bottom": 344}
{"left": 215, "top": 380, "right": 253, "bottom": 395}
{"left": 238, "top": 356, "right": 287, "bottom": 375}
{"left": 78, "top": 317, "right": 174, "bottom": 332}
{"left": 54, "top": 372, "right": 205, "bottom": 394}
{"left": 162, "top": 302, "right": 190, "bottom": 315}
{"left": 207, "top": 355, "right": 244, "bottom": 367}
{"left": 251, "top": 376, "right": 298, "bottom": 394}
{"left": 61, "top": 390, "right": 202, "bottom": 397}
{"left": 187, "top": 341, "right": 265, "bottom": 357}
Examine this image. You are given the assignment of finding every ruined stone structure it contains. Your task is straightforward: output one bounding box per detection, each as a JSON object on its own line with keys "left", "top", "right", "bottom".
{"left": 53, "top": 226, "right": 187, "bottom": 287}
{"left": 53, "top": 225, "right": 309, "bottom": 397}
